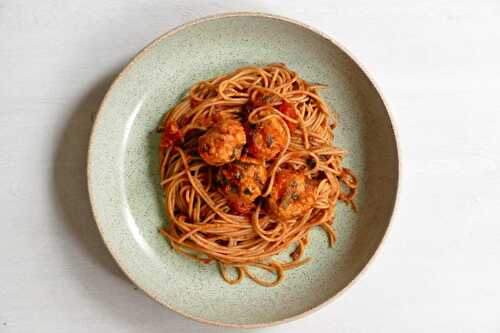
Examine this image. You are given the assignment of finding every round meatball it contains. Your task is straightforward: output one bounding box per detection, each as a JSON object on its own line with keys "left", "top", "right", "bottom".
{"left": 198, "top": 119, "right": 246, "bottom": 166}
{"left": 218, "top": 156, "right": 267, "bottom": 213}
{"left": 247, "top": 111, "right": 287, "bottom": 160}
{"left": 266, "top": 169, "right": 316, "bottom": 221}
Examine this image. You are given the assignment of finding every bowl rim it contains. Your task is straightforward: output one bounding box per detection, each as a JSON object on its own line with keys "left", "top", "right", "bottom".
{"left": 87, "top": 11, "right": 401, "bottom": 328}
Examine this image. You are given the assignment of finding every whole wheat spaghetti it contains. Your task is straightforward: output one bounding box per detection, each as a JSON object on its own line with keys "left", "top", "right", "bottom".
{"left": 158, "top": 64, "right": 357, "bottom": 287}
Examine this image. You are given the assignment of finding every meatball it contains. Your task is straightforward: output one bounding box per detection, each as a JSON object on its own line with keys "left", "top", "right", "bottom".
{"left": 266, "top": 169, "right": 316, "bottom": 221}
{"left": 218, "top": 156, "right": 267, "bottom": 214}
{"left": 246, "top": 111, "right": 287, "bottom": 160}
{"left": 198, "top": 119, "right": 246, "bottom": 166}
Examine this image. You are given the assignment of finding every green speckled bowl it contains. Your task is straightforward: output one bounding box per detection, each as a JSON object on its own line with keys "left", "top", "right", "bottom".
{"left": 88, "top": 12, "right": 399, "bottom": 327}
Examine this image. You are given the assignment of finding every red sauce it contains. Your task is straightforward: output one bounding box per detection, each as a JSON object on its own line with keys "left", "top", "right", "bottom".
{"left": 273, "top": 169, "right": 292, "bottom": 198}
{"left": 160, "top": 121, "right": 183, "bottom": 148}
{"left": 229, "top": 201, "right": 254, "bottom": 215}
{"left": 279, "top": 101, "right": 298, "bottom": 132}
{"left": 190, "top": 98, "right": 200, "bottom": 108}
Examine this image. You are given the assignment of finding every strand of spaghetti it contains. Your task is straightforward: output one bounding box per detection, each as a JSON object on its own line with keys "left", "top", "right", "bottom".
{"left": 251, "top": 205, "right": 289, "bottom": 242}
{"left": 321, "top": 222, "right": 337, "bottom": 247}
{"left": 242, "top": 262, "right": 284, "bottom": 287}
{"left": 281, "top": 257, "right": 311, "bottom": 270}
{"left": 262, "top": 150, "right": 297, "bottom": 197}
{"left": 159, "top": 148, "right": 171, "bottom": 181}
{"left": 160, "top": 163, "right": 203, "bottom": 186}
{"left": 218, "top": 263, "right": 245, "bottom": 285}
{"left": 176, "top": 147, "right": 236, "bottom": 224}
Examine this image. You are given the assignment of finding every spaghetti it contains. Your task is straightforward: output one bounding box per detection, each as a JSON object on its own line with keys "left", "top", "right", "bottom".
{"left": 158, "top": 64, "right": 357, "bottom": 287}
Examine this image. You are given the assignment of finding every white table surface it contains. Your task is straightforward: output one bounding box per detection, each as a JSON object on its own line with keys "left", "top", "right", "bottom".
{"left": 2, "top": 1, "right": 500, "bottom": 332}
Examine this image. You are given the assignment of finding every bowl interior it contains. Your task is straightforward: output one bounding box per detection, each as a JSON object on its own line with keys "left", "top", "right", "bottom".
{"left": 88, "top": 14, "right": 398, "bottom": 326}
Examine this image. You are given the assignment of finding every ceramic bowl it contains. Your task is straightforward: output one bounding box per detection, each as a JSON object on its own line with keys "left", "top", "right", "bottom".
{"left": 88, "top": 12, "right": 399, "bottom": 327}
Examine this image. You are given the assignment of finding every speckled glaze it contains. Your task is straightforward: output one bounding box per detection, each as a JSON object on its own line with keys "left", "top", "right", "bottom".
{"left": 88, "top": 13, "right": 399, "bottom": 327}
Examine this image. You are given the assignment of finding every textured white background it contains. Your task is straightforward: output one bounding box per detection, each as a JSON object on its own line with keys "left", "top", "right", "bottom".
{"left": 1, "top": 1, "right": 499, "bottom": 332}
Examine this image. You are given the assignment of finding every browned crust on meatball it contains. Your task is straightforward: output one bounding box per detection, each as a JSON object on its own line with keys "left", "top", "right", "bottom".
{"left": 198, "top": 119, "right": 246, "bottom": 166}
{"left": 266, "top": 169, "right": 316, "bottom": 220}
{"left": 246, "top": 112, "right": 287, "bottom": 160}
{"left": 218, "top": 156, "right": 267, "bottom": 213}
